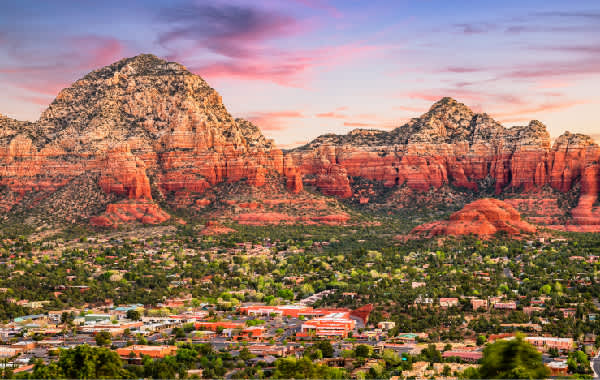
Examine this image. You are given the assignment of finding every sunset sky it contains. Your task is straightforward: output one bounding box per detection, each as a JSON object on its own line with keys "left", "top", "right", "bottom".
{"left": 1, "top": 0, "right": 599, "bottom": 147}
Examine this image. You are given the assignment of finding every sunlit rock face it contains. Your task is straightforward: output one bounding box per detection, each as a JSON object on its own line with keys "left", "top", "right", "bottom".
{"left": 410, "top": 198, "right": 537, "bottom": 238}
{"left": 0, "top": 54, "right": 294, "bottom": 226}
{"left": 292, "top": 98, "right": 600, "bottom": 231}
{"left": 0, "top": 56, "right": 598, "bottom": 230}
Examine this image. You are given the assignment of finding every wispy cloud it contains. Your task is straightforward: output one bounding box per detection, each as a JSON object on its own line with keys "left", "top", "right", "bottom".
{"left": 157, "top": 1, "right": 380, "bottom": 86}
{"left": 316, "top": 111, "right": 347, "bottom": 119}
{"left": 245, "top": 110, "right": 305, "bottom": 131}
{"left": 343, "top": 121, "right": 374, "bottom": 127}
{"left": 158, "top": 3, "right": 301, "bottom": 60}
{"left": 0, "top": 35, "right": 126, "bottom": 107}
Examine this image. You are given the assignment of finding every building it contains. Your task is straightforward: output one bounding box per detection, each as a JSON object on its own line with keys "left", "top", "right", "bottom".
{"left": 494, "top": 302, "right": 516, "bottom": 310}
{"left": 525, "top": 337, "right": 573, "bottom": 352}
{"left": 116, "top": 345, "right": 177, "bottom": 359}
{"left": 471, "top": 299, "right": 488, "bottom": 311}
{"left": 523, "top": 306, "right": 544, "bottom": 315}
{"left": 378, "top": 321, "right": 396, "bottom": 330}
{"left": 300, "top": 312, "right": 356, "bottom": 338}
{"left": 442, "top": 350, "right": 483, "bottom": 362}
{"left": 560, "top": 308, "right": 576, "bottom": 319}
{"left": 194, "top": 321, "right": 244, "bottom": 332}
{"left": 241, "top": 326, "right": 265, "bottom": 339}
{"left": 546, "top": 361, "right": 568, "bottom": 376}
{"left": 439, "top": 298, "right": 459, "bottom": 308}
{"left": 239, "top": 305, "right": 314, "bottom": 318}
{"left": 411, "top": 282, "right": 426, "bottom": 289}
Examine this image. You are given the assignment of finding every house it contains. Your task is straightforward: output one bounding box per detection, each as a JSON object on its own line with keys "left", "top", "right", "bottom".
{"left": 439, "top": 298, "right": 459, "bottom": 308}
{"left": 442, "top": 350, "right": 483, "bottom": 362}
{"left": 494, "top": 302, "right": 516, "bottom": 310}
{"left": 525, "top": 337, "right": 573, "bottom": 352}
{"left": 471, "top": 299, "right": 488, "bottom": 311}
{"left": 560, "top": 308, "right": 576, "bottom": 319}
{"left": 378, "top": 321, "right": 395, "bottom": 330}
{"left": 413, "top": 296, "right": 433, "bottom": 306}
{"left": 411, "top": 282, "right": 426, "bottom": 289}
{"left": 523, "top": 306, "right": 544, "bottom": 315}
{"left": 241, "top": 326, "right": 265, "bottom": 339}
{"left": 546, "top": 361, "right": 568, "bottom": 376}
{"left": 194, "top": 321, "right": 244, "bottom": 332}
{"left": 116, "top": 345, "right": 177, "bottom": 360}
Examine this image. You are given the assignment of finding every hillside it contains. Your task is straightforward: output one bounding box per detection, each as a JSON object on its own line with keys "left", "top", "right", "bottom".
{"left": 0, "top": 55, "right": 598, "bottom": 233}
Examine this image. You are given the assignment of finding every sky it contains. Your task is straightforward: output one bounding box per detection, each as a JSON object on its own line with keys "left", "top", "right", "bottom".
{"left": 1, "top": 0, "right": 599, "bottom": 147}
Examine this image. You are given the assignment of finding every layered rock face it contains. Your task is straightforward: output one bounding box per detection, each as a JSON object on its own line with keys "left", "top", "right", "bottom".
{"left": 291, "top": 98, "right": 600, "bottom": 231}
{"left": 411, "top": 198, "right": 537, "bottom": 238}
{"left": 1, "top": 56, "right": 598, "bottom": 231}
{"left": 0, "top": 54, "right": 299, "bottom": 226}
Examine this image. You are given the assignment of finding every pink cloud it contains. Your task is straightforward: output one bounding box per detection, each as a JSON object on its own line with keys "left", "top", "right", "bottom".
{"left": 492, "top": 100, "right": 584, "bottom": 119}
{"left": 277, "top": 139, "right": 311, "bottom": 149}
{"left": 0, "top": 35, "right": 126, "bottom": 105}
{"left": 158, "top": 3, "right": 304, "bottom": 61}
{"left": 189, "top": 42, "right": 382, "bottom": 87}
{"left": 343, "top": 121, "right": 374, "bottom": 127}
{"left": 316, "top": 111, "right": 347, "bottom": 119}
{"left": 393, "top": 105, "right": 427, "bottom": 113}
{"left": 246, "top": 110, "right": 305, "bottom": 131}
{"left": 443, "top": 66, "right": 487, "bottom": 73}
{"left": 157, "top": 1, "right": 384, "bottom": 87}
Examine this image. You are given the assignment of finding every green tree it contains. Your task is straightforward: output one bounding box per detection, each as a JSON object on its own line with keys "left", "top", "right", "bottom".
{"left": 476, "top": 335, "right": 487, "bottom": 346}
{"left": 313, "top": 340, "right": 334, "bottom": 358}
{"left": 567, "top": 350, "right": 591, "bottom": 375}
{"left": 478, "top": 334, "right": 550, "bottom": 379}
{"left": 126, "top": 309, "right": 141, "bottom": 321}
{"left": 94, "top": 331, "right": 112, "bottom": 347}
{"left": 28, "top": 345, "right": 130, "bottom": 379}
{"left": 355, "top": 345, "right": 371, "bottom": 358}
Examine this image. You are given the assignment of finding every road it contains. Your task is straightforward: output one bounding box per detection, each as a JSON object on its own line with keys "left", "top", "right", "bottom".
{"left": 591, "top": 352, "right": 600, "bottom": 378}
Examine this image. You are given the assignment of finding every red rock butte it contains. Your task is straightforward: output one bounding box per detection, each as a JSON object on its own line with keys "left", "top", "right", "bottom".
{"left": 0, "top": 54, "right": 598, "bottom": 231}
{"left": 411, "top": 198, "right": 537, "bottom": 238}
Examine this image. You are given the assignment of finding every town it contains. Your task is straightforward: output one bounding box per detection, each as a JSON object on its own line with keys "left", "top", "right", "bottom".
{"left": 0, "top": 224, "right": 598, "bottom": 378}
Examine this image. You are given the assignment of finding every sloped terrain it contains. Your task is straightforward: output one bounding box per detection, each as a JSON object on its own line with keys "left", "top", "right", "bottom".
{"left": 0, "top": 55, "right": 599, "bottom": 233}
{"left": 410, "top": 198, "right": 537, "bottom": 238}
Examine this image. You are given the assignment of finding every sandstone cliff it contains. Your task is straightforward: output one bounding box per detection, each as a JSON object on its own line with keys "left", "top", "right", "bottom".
{"left": 410, "top": 198, "right": 537, "bottom": 238}
{"left": 1, "top": 56, "right": 598, "bottom": 232}
{"left": 0, "top": 54, "right": 302, "bottom": 227}
{"left": 291, "top": 97, "right": 600, "bottom": 232}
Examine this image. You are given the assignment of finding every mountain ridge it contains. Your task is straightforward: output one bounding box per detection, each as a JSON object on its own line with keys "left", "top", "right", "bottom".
{"left": 0, "top": 54, "right": 598, "bottom": 233}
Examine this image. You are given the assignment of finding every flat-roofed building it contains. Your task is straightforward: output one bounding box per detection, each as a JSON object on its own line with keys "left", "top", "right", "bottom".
{"left": 525, "top": 337, "right": 573, "bottom": 351}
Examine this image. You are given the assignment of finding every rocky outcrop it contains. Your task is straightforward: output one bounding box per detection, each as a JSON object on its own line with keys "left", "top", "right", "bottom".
{"left": 234, "top": 211, "right": 350, "bottom": 225}
{"left": 98, "top": 144, "right": 152, "bottom": 200}
{"left": 200, "top": 220, "right": 236, "bottom": 235}
{"left": 1, "top": 56, "right": 599, "bottom": 231}
{"left": 0, "top": 54, "right": 293, "bottom": 227}
{"left": 90, "top": 201, "right": 170, "bottom": 227}
{"left": 411, "top": 198, "right": 537, "bottom": 238}
{"left": 291, "top": 98, "right": 600, "bottom": 231}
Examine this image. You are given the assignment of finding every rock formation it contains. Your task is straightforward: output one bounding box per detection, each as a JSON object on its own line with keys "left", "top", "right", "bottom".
{"left": 0, "top": 56, "right": 599, "bottom": 232}
{"left": 0, "top": 55, "right": 302, "bottom": 227}
{"left": 411, "top": 198, "right": 537, "bottom": 238}
{"left": 291, "top": 98, "right": 600, "bottom": 231}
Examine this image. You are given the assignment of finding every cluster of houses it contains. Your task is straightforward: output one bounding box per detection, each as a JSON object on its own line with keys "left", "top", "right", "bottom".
{"left": 0, "top": 293, "right": 588, "bottom": 378}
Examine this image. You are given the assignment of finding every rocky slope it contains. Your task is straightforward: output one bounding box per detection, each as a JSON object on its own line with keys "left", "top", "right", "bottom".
{"left": 410, "top": 198, "right": 537, "bottom": 238}
{"left": 0, "top": 54, "right": 307, "bottom": 228}
{"left": 291, "top": 98, "right": 600, "bottom": 232}
{"left": 0, "top": 55, "right": 598, "bottom": 232}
